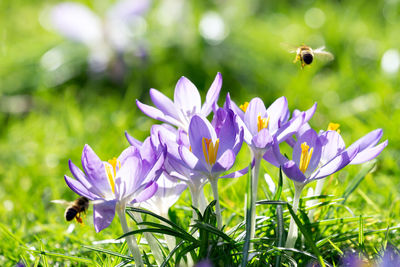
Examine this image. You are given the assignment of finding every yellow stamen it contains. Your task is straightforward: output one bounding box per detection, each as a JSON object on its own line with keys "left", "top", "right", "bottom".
{"left": 105, "top": 157, "right": 120, "bottom": 193}
{"left": 257, "top": 114, "right": 270, "bottom": 132}
{"left": 202, "top": 137, "right": 220, "bottom": 166}
{"left": 299, "top": 142, "right": 314, "bottom": 174}
{"left": 239, "top": 102, "right": 249, "bottom": 112}
{"left": 327, "top": 122, "right": 340, "bottom": 133}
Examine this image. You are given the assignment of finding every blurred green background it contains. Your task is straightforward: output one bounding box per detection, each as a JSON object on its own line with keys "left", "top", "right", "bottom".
{"left": 1, "top": 0, "right": 400, "bottom": 264}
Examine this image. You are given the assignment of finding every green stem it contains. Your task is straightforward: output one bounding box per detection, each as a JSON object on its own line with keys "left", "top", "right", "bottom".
{"left": 307, "top": 178, "right": 325, "bottom": 222}
{"left": 132, "top": 212, "right": 164, "bottom": 266}
{"left": 285, "top": 183, "right": 305, "bottom": 248}
{"left": 209, "top": 177, "right": 222, "bottom": 229}
{"left": 250, "top": 155, "right": 261, "bottom": 241}
{"left": 116, "top": 204, "right": 144, "bottom": 267}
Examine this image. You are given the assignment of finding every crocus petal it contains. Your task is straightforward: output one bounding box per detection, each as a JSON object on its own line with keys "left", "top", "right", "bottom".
{"left": 201, "top": 72, "right": 222, "bottom": 116}
{"left": 319, "top": 131, "right": 346, "bottom": 164}
{"left": 174, "top": 77, "right": 201, "bottom": 115}
{"left": 117, "top": 151, "right": 142, "bottom": 197}
{"left": 81, "top": 145, "right": 113, "bottom": 196}
{"left": 311, "top": 145, "right": 359, "bottom": 181}
{"left": 348, "top": 129, "right": 383, "bottom": 151}
{"left": 211, "top": 149, "right": 235, "bottom": 174}
{"left": 216, "top": 110, "right": 242, "bottom": 156}
{"left": 93, "top": 200, "right": 117, "bottom": 232}
{"left": 275, "top": 113, "right": 305, "bottom": 143}
{"left": 125, "top": 131, "right": 143, "bottom": 148}
{"left": 220, "top": 163, "right": 252, "bottom": 178}
{"left": 263, "top": 147, "right": 280, "bottom": 167}
{"left": 131, "top": 181, "right": 158, "bottom": 203}
{"left": 224, "top": 93, "right": 245, "bottom": 121}
{"left": 118, "top": 146, "right": 139, "bottom": 167}
{"left": 139, "top": 137, "right": 157, "bottom": 168}
{"left": 136, "top": 100, "right": 185, "bottom": 128}
{"left": 266, "top": 96, "right": 289, "bottom": 133}
{"left": 188, "top": 115, "right": 217, "bottom": 168}
{"left": 350, "top": 140, "right": 388, "bottom": 165}
{"left": 64, "top": 175, "right": 97, "bottom": 200}
{"left": 244, "top": 97, "right": 267, "bottom": 136}
{"left": 178, "top": 145, "right": 208, "bottom": 173}
{"left": 140, "top": 148, "right": 165, "bottom": 185}
{"left": 282, "top": 161, "right": 307, "bottom": 183}
{"left": 68, "top": 160, "right": 103, "bottom": 197}
{"left": 251, "top": 128, "right": 273, "bottom": 149}
{"left": 150, "top": 88, "right": 181, "bottom": 121}
{"left": 272, "top": 138, "right": 290, "bottom": 166}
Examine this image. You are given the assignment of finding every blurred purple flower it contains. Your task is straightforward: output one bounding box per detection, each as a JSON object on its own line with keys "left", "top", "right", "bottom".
{"left": 64, "top": 144, "right": 164, "bottom": 232}
{"left": 380, "top": 245, "right": 400, "bottom": 267}
{"left": 137, "top": 73, "right": 222, "bottom": 131}
{"left": 50, "top": 0, "right": 150, "bottom": 72}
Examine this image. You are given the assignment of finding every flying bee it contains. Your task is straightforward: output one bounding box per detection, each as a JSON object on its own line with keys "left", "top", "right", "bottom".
{"left": 52, "top": 197, "right": 89, "bottom": 224}
{"left": 286, "top": 44, "right": 334, "bottom": 68}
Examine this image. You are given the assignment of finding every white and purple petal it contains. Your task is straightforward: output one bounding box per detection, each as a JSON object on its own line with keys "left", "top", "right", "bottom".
{"left": 201, "top": 72, "right": 222, "bottom": 116}
{"left": 93, "top": 200, "right": 117, "bottom": 232}
{"left": 174, "top": 77, "right": 201, "bottom": 117}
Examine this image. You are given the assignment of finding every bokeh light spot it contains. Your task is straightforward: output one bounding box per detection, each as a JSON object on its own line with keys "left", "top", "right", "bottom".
{"left": 304, "top": 8, "right": 326, "bottom": 29}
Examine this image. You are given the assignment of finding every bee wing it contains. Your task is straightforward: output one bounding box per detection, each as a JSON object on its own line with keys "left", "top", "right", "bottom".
{"left": 281, "top": 42, "right": 298, "bottom": 53}
{"left": 51, "top": 199, "right": 70, "bottom": 206}
{"left": 313, "top": 47, "right": 334, "bottom": 61}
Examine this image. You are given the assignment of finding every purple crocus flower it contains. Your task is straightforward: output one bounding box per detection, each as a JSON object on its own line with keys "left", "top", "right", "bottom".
{"left": 179, "top": 112, "right": 243, "bottom": 179}
{"left": 274, "top": 129, "right": 359, "bottom": 184}
{"left": 136, "top": 73, "right": 222, "bottom": 131}
{"left": 177, "top": 110, "right": 244, "bottom": 228}
{"left": 272, "top": 128, "right": 359, "bottom": 248}
{"left": 65, "top": 144, "right": 164, "bottom": 232}
{"left": 225, "top": 95, "right": 313, "bottom": 152}
{"left": 225, "top": 94, "right": 312, "bottom": 242}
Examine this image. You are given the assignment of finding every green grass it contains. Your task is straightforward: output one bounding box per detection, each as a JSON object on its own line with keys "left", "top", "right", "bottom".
{"left": 0, "top": 0, "right": 399, "bottom": 265}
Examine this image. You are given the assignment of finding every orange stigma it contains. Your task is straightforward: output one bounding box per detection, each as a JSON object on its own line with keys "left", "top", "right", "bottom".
{"left": 327, "top": 122, "right": 340, "bottom": 133}
{"left": 105, "top": 157, "right": 121, "bottom": 193}
{"left": 239, "top": 102, "right": 249, "bottom": 112}
{"left": 257, "top": 114, "right": 270, "bottom": 132}
{"left": 299, "top": 142, "right": 313, "bottom": 174}
{"left": 202, "top": 137, "right": 219, "bottom": 166}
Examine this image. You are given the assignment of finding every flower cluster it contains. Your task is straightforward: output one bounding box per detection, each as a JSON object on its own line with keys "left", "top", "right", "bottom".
{"left": 63, "top": 72, "right": 387, "bottom": 264}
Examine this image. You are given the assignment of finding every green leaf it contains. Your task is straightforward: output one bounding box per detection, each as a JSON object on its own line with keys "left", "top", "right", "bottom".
{"left": 342, "top": 160, "right": 376, "bottom": 203}
{"left": 83, "top": 245, "right": 134, "bottom": 260}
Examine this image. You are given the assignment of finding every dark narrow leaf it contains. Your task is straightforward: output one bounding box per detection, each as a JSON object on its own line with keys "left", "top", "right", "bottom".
{"left": 256, "top": 200, "right": 288, "bottom": 205}
{"left": 273, "top": 167, "right": 283, "bottom": 201}
{"left": 126, "top": 207, "right": 187, "bottom": 235}
{"left": 83, "top": 245, "right": 133, "bottom": 260}
{"left": 161, "top": 240, "right": 188, "bottom": 267}
{"left": 286, "top": 203, "right": 328, "bottom": 267}
{"left": 120, "top": 228, "right": 199, "bottom": 244}
{"left": 275, "top": 202, "right": 284, "bottom": 267}
{"left": 193, "top": 221, "right": 234, "bottom": 243}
